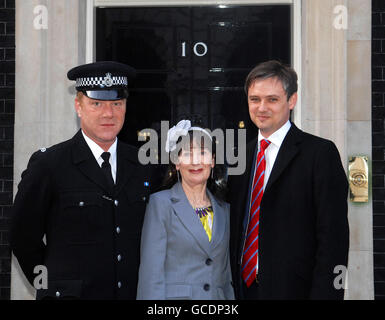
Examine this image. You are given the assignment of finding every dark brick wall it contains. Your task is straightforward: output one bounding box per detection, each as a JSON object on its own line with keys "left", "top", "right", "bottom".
{"left": 373, "top": 0, "right": 385, "bottom": 301}
{"left": 0, "top": 0, "right": 14, "bottom": 300}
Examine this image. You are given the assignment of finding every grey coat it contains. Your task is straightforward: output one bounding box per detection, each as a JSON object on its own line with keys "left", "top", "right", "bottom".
{"left": 137, "top": 182, "right": 235, "bottom": 300}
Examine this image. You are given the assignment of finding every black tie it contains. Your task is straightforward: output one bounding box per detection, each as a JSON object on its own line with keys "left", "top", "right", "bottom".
{"left": 101, "top": 152, "right": 115, "bottom": 192}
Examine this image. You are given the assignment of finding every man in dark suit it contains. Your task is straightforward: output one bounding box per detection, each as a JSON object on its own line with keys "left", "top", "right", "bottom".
{"left": 10, "top": 61, "right": 157, "bottom": 299}
{"left": 228, "top": 60, "right": 349, "bottom": 300}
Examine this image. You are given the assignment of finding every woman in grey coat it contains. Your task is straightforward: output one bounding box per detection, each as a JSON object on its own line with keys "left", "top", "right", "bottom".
{"left": 137, "top": 120, "right": 234, "bottom": 300}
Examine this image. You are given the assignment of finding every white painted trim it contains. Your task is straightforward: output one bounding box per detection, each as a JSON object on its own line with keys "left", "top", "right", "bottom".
{"left": 86, "top": 0, "right": 95, "bottom": 62}
{"left": 292, "top": 0, "right": 302, "bottom": 128}
{"left": 88, "top": 0, "right": 302, "bottom": 126}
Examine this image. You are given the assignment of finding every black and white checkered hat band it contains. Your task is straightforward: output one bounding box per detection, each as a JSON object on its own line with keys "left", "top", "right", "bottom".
{"left": 76, "top": 76, "right": 128, "bottom": 88}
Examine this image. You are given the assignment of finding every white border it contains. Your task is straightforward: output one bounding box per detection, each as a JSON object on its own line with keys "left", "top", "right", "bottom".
{"left": 87, "top": 0, "right": 302, "bottom": 126}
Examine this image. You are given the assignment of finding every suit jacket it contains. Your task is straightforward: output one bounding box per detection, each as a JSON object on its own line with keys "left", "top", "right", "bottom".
{"left": 228, "top": 123, "right": 349, "bottom": 300}
{"left": 10, "top": 130, "right": 157, "bottom": 300}
{"left": 137, "top": 182, "right": 235, "bottom": 300}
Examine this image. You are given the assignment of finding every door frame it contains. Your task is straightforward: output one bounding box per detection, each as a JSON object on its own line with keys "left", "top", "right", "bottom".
{"left": 87, "top": 0, "right": 302, "bottom": 127}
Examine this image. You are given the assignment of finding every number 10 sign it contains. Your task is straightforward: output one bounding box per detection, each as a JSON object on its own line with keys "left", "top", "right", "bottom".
{"left": 181, "top": 42, "right": 208, "bottom": 57}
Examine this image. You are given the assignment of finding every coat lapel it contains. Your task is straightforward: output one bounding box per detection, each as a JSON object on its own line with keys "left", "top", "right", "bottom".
{"left": 170, "top": 182, "right": 211, "bottom": 256}
{"left": 230, "top": 138, "right": 258, "bottom": 231}
{"left": 238, "top": 138, "right": 259, "bottom": 230}
{"left": 264, "top": 123, "right": 303, "bottom": 193}
{"left": 71, "top": 130, "right": 111, "bottom": 193}
{"left": 245, "top": 137, "right": 258, "bottom": 193}
{"left": 71, "top": 131, "right": 137, "bottom": 195}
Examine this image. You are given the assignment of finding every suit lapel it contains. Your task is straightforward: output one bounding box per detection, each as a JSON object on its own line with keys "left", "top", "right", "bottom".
{"left": 71, "top": 130, "right": 111, "bottom": 193}
{"left": 238, "top": 138, "right": 259, "bottom": 230}
{"left": 245, "top": 138, "right": 258, "bottom": 191}
{"left": 170, "top": 183, "right": 211, "bottom": 256}
{"left": 264, "top": 123, "right": 303, "bottom": 193}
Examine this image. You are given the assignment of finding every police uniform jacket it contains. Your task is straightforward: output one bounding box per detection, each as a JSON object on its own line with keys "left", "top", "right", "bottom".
{"left": 10, "top": 130, "right": 152, "bottom": 300}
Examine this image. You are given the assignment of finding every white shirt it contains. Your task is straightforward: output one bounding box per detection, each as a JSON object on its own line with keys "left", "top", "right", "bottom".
{"left": 81, "top": 130, "right": 117, "bottom": 183}
{"left": 257, "top": 120, "right": 291, "bottom": 190}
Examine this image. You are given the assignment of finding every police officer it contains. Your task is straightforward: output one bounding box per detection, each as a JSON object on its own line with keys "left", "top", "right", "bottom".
{"left": 10, "top": 61, "right": 156, "bottom": 299}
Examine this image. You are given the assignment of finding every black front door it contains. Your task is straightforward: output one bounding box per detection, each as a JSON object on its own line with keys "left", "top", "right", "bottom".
{"left": 96, "top": 5, "right": 291, "bottom": 146}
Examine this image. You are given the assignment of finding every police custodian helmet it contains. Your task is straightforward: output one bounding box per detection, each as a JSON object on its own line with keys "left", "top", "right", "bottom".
{"left": 67, "top": 61, "right": 136, "bottom": 101}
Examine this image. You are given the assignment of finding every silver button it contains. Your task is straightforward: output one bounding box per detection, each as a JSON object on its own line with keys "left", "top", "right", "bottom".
{"left": 117, "top": 282, "right": 122, "bottom": 288}
{"left": 40, "top": 148, "right": 47, "bottom": 152}
{"left": 56, "top": 291, "right": 60, "bottom": 298}
{"left": 117, "top": 254, "right": 122, "bottom": 262}
{"left": 116, "top": 227, "right": 121, "bottom": 234}
{"left": 79, "top": 201, "right": 84, "bottom": 207}
{"left": 114, "top": 200, "right": 119, "bottom": 206}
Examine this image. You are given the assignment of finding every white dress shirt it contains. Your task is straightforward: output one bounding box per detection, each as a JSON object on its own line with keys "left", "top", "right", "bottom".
{"left": 81, "top": 130, "right": 117, "bottom": 183}
{"left": 257, "top": 120, "right": 291, "bottom": 190}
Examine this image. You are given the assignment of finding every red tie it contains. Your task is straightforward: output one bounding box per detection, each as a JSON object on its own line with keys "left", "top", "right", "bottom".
{"left": 241, "top": 139, "right": 271, "bottom": 287}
